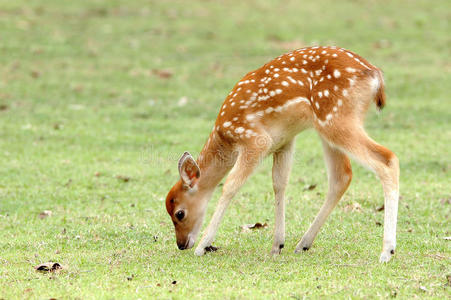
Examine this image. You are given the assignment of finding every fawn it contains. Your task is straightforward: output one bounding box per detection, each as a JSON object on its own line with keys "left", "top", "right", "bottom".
{"left": 165, "top": 46, "right": 399, "bottom": 262}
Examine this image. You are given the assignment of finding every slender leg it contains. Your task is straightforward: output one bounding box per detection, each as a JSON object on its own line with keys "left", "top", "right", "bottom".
{"left": 318, "top": 128, "right": 399, "bottom": 262}
{"left": 194, "top": 142, "right": 269, "bottom": 256}
{"left": 270, "top": 139, "right": 295, "bottom": 255}
{"left": 295, "top": 138, "right": 352, "bottom": 253}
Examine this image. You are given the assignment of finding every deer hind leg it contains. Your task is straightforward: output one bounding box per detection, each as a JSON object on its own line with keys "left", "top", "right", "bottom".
{"left": 270, "top": 139, "right": 295, "bottom": 255}
{"left": 194, "top": 137, "right": 271, "bottom": 256}
{"left": 295, "top": 138, "right": 352, "bottom": 253}
{"left": 319, "top": 126, "right": 399, "bottom": 262}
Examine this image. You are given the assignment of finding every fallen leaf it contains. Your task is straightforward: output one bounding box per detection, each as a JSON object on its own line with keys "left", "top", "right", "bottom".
{"left": 375, "top": 204, "right": 384, "bottom": 212}
{"left": 0, "top": 104, "right": 8, "bottom": 111}
{"left": 31, "top": 70, "right": 40, "bottom": 78}
{"left": 303, "top": 184, "right": 317, "bottom": 191}
{"left": 94, "top": 172, "right": 101, "bottom": 177}
{"left": 205, "top": 245, "right": 218, "bottom": 252}
{"left": 343, "top": 203, "right": 362, "bottom": 213}
{"left": 116, "top": 175, "right": 130, "bottom": 182}
{"left": 127, "top": 274, "right": 135, "bottom": 281}
{"left": 440, "top": 197, "right": 451, "bottom": 205}
{"left": 34, "top": 262, "right": 63, "bottom": 273}
{"left": 375, "top": 221, "right": 382, "bottom": 226}
{"left": 38, "top": 210, "right": 52, "bottom": 219}
{"left": 153, "top": 69, "right": 173, "bottom": 79}
{"left": 241, "top": 222, "right": 268, "bottom": 232}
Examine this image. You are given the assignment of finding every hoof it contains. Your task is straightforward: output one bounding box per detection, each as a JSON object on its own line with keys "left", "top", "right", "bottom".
{"left": 379, "top": 249, "right": 395, "bottom": 263}
{"left": 294, "top": 237, "right": 312, "bottom": 253}
{"left": 194, "top": 246, "right": 206, "bottom": 256}
{"left": 270, "top": 244, "right": 284, "bottom": 255}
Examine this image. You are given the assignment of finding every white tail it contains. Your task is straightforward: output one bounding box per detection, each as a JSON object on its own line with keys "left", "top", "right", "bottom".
{"left": 165, "top": 46, "right": 399, "bottom": 262}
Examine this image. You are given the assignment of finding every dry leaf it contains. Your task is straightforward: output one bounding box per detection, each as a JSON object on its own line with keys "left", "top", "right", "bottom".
{"left": 116, "top": 175, "right": 130, "bottom": 182}
{"left": 153, "top": 69, "right": 173, "bottom": 79}
{"left": 343, "top": 203, "right": 362, "bottom": 213}
{"left": 303, "top": 184, "right": 317, "bottom": 191}
{"left": 34, "top": 262, "right": 63, "bottom": 273}
{"left": 0, "top": 104, "right": 8, "bottom": 111}
{"left": 38, "top": 210, "right": 52, "bottom": 219}
{"left": 375, "top": 204, "right": 384, "bottom": 212}
{"left": 440, "top": 197, "right": 451, "bottom": 205}
{"left": 31, "top": 70, "right": 40, "bottom": 78}
{"left": 241, "top": 222, "right": 268, "bottom": 232}
{"left": 205, "top": 245, "right": 218, "bottom": 252}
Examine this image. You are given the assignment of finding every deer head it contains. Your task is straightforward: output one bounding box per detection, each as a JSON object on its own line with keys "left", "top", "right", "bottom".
{"left": 165, "top": 152, "right": 206, "bottom": 250}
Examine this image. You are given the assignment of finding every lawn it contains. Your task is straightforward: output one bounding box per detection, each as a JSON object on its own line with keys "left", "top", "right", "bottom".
{"left": 0, "top": 0, "right": 450, "bottom": 298}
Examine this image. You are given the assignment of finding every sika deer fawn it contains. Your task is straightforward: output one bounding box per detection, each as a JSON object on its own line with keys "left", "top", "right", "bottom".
{"left": 165, "top": 46, "right": 399, "bottom": 262}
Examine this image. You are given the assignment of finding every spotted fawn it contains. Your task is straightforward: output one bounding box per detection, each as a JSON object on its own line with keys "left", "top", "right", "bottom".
{"left": 165, "top": 46, "right": 399, "bottom": 262}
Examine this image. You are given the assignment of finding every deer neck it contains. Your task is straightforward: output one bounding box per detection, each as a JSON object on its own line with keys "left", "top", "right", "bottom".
{"left": 195, "top": 131, "right": 236, "bottom": 195}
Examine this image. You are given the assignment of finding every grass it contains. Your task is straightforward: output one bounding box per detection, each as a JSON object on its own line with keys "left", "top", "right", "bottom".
{"left": 0, "top": 0, "right": 450, "bottom": 298}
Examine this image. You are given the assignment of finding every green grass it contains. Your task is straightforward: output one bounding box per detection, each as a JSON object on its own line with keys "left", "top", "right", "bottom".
{"left": 0, "top": 0, "right": 450, "bottom": 298}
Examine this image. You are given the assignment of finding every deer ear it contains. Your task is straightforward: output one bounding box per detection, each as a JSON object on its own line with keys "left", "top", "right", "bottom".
{"left": 178, "top": 152, "right": 200, "bottom": 188}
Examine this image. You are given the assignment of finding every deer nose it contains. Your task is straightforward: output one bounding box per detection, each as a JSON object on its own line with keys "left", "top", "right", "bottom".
{"left": 177, "top": 243, "right": 187, "bottom": 250}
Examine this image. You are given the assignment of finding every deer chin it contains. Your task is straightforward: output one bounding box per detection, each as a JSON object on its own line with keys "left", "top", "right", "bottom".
{"left": 186, "top": 236, "right": 195, "bottom": 249}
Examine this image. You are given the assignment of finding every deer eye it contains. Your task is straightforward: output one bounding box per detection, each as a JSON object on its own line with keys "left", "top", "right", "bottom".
{"left": 175, "top": 210, "right": 185, "bottom": 221}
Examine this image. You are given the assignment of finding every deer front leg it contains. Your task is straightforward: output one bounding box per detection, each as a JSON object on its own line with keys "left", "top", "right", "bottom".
{"left": 194, "top": 144, "right": 268, "bottom": 256}
{"left": 270, "top": 139, "right": 295, "bottom": 255}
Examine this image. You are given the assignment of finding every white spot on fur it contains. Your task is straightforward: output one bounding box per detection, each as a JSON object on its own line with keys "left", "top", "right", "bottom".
{"left": 337, "top": 99, "right": 343, "bottom": 106}
{"left": 346, "top": 67, "right": 356, "bottom": 73}
{"left": 223, "top": 121, "right": 231, "bottom": 127}
{"left": 324, "top": 90, "right": 329, "bottom": 97}
{"left": 333, "top": 70, "right": 341, "bottom": 78}
{"left": 235, "top": 127, "right": 245, "bottom": 134}
{"left": 281, "top": 81, "right": 289, "bottom": 86}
